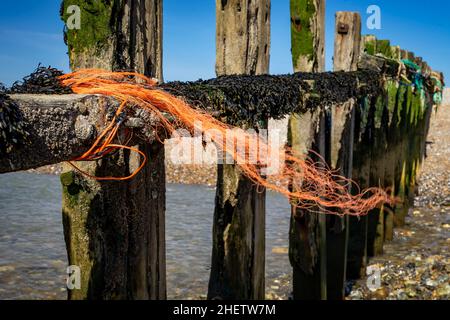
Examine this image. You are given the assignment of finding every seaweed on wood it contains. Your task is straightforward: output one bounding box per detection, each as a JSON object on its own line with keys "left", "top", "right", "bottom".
{"left": 9, "top": 65, "right": 73, "bottom": 95}
{"left": 161, "top": 70, "right": 384, "bottom": 126}
{"left": 2, "top": 63, "right": 438, "bottom": 132}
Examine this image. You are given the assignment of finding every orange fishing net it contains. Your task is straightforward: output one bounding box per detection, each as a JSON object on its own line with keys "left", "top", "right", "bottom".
{"left": 59, "top": 69, "right": 393, "bottom": 216}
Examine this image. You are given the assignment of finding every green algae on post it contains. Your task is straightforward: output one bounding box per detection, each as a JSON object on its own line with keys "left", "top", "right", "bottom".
{"left": 61, "top": 0, "right": 115, "bottom": 65}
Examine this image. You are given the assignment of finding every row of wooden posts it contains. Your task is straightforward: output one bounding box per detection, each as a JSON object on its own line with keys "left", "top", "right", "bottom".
{"left": 53, "top": 0, "right": 442, "bottom": 300}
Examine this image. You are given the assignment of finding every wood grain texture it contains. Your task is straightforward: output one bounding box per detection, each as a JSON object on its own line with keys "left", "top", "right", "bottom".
{"left": 216, "top": 0, "right": 270, "bottom": 75}
{"left": 333, "top": 12, "right": 361, "bottom": 72}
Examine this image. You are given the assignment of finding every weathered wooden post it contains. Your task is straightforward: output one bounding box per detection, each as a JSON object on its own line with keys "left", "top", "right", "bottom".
{"left": 208, "top": 0, "right": 270, "bottom": 300}
{"left": 392, "top": 49, "right": 411, "bottom": 227}
{"left": 405, "top": 55, "right": 427, "bottom": 210}
{"left": 346, "top": 34, "right": 375, "bottom": 280}
{"left": 383, "top": 45, "right": 402, "bottom": 242}
{"left": 327, "top": 11, "right": 361, "bottom": 300}
{"left": 400, "top": 49, "right": 409, "bottom": 61}
{"left": 394, "top": 51, "right": 422, "bottom": 228}
{"left": 288, "top": 0, "right": 327, "bottom": 300}
{"left": 366, "top": 39, "right": 393, "bottom": 257}
{"left": 60, "top": 0, "right": 165, "bottom": 299}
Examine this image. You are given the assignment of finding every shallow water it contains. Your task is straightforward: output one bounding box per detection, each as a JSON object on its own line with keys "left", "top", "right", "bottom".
{"left": 0, "top": 172, "right": 291, "bottom": 300}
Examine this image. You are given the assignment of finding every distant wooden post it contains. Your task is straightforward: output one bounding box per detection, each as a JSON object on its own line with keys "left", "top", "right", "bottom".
{"left": 415, "top": 57, "right": 424, "bottom": 69}
{"left": 333, "top": 12, "right": 361, "bottom": 71}
{"left": 422, "top": 62, "right": 430, "bottom": 75}
{"left": 328, "top": 11, "right": 361, "bottom": 300}
{"left": 288, "top": 0, "right": 327, "bottom": 300}
{"left": 391, "top": 46, "right": 401, "bottom": 60}
{"left": 400, "top": 50, "right": 408, "bottom": 60}
{"left": 60, "top": 0, "right": 165, "bottom": 300}
{"left": 208, "top": 0, "right": 270, "bottom": 300}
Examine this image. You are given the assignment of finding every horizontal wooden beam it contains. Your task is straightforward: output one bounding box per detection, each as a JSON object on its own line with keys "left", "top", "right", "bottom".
{"left": 161, "top": 70, "right": 384, "bottom": 125}
{"left": 0, "top": 94, "right": 157, "bottom": 174}
{"left": 0, "top": 66, "right": 441, "bottom": 174}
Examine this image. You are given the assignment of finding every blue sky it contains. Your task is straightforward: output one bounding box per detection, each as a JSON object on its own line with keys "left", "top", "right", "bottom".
{"left": 0, "top": 1, "right": 449, "bottom": 86}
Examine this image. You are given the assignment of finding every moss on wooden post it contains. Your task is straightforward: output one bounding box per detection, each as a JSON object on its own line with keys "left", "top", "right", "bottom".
{"left": 60, "top": 0, "right": 165, "bottom": 300}
{"left": 61, "top": 0, "right": 116, "bottom": 70}
{"left": 367, "top": 90, "right": 386, "bottom": 257}
{"left": 366, "top": 39, "right": 396, "bottom": 257}
{"left": 362, "top": 35, "right": 376, "bottom": 55}
{"left": 393, "top": 89, "right": 411, "bottom": 227}
{"left": 376, "top": 40, "right": 392, "bottom": 58}
{"left": 383, "top": 79, "right": 400, "bottom": 241}
{"left": 288, "top": 0, "right": 326, "bottom": 300}
{"left": 290, "top": 0, "right": 318, "bottom": 70}
{"left": 384, "top": 46, "right": 404, "bottom": 241}
{"left": 61, "top": 1, "right": 114, "bottom": 49}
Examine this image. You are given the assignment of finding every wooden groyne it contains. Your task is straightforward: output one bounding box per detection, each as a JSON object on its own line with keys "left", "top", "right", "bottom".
{"left": 0, "top": 0, "right": 444, "bottom": 300}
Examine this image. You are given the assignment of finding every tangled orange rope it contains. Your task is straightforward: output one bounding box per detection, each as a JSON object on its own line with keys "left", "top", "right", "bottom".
{"left": 66, "top": 98, "right": 147, "bottom": 181}
{"left": 60, "top": 69, "right": 394, "bottom": 216}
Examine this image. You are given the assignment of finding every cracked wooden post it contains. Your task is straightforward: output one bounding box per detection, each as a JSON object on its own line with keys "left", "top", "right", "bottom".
{"left": 288, "top": 0, "right": 327, "bottom": 300}
{"left": 60, "top": 0, "right": 165, "bottom": 299}
{"left": 208, "top": 0, "right": 270, "bottom": 300}
{"left": 327, "top": 11, "right": 360, "bottom": 300}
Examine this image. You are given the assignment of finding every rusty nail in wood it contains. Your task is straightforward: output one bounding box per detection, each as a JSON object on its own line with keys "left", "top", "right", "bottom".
{"left": 338, "top": 23, "right": 349, "bottom": 34}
